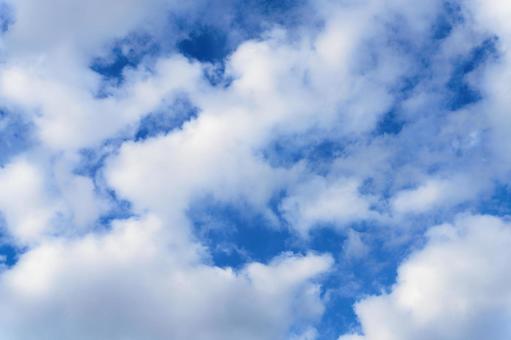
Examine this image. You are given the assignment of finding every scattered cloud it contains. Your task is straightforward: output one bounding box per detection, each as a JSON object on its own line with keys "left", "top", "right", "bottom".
{"left": 0, "top": 0, "right": 511, "bottom": 338}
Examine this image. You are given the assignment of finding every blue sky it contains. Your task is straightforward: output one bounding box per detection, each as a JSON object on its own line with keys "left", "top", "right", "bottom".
{"left": 1, "top": 0, "right": 511, "bottom": 339}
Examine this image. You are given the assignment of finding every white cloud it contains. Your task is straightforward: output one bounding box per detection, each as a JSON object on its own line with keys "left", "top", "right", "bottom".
{"left": 0, "top": 158, "right": 56, "bottom": 242}
{"left": 0, "top": 155, "right": 107, "bottom": 244}
{"left": 103, "top": 0, "right": 417, "bottom": 238}
{"left": 339, "top": 215, "right": 511, "bottom": 340}
{"left": 343, "top": 230, "right": 370, "bottom": 260}
{"left": 390, "top": 175, "right": 483, "bottom": 215}
{"left": 280, "top": 177, "right": 377, "bottom": 235}
{"left": 2, "top": 0, "right": 199, "bottom": 57}
{"left": 0, "top": 215, "right": 332, "bottom": 340}
{"left": 0, "top": 55, "right": 203, "bottom": 151}
{"left": 2, "top": 0, "right": 511, "bottom": 338}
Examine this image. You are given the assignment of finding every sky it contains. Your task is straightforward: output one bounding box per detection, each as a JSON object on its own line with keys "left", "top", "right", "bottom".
{"left": 0, "top": 0, "right": 511, "bottom": 339}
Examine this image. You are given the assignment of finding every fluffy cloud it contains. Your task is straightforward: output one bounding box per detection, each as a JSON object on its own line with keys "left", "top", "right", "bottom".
{"left": 340, "top": 215, "right": 511, "bottom": 340}
{"left": 281, "top": 177, "right": 378, "bottom": 235}
{"left": 0, "top": 155, "right": 106, "bottom": 243}
{"left": 0, "top": 55, "right": 203, "bottom": 150}
{"left": 1, "top": 0, "right": 511, "bottom": 338}
{"left": 0, "top": 215, "right": 332, "bottom": 340}
{"left": 104, "top": 0, "right": 422, "bottom": 236}
{"left": 390, "top": 175, "right": 484, "bottom": 215}
{"left": 0, "top": 158, "right": 56, "bottom": 242}
{"left": 2, "top": 0, "right": 200, "bottom": 56}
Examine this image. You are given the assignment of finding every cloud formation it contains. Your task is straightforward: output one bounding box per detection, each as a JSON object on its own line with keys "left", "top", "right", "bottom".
{"left": 0, "top": 0, "right": 511, "bottom": 338}
{"left": 340, "top": 215, "right": 511, "bottom": 340}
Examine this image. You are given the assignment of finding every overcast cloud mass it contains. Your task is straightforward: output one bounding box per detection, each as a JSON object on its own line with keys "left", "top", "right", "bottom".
{"left": 0, "top": 0, "right": 511, "bottom": 339}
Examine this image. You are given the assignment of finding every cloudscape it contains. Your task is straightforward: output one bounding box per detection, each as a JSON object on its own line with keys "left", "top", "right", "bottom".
{"left": 0, "top": 0, "right": 510, "bottom": 339}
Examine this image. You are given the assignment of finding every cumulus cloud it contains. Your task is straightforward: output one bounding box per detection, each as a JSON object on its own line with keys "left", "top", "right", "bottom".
{"left": 0, "top": 158, "right": 56, "bottom": 242}
{"left": 1, "top": 0, "right": 511, "bottom": 338}
{"left": 0, "top": 155, "right": 106, "bottom": 243}
{"left": 0, "top": 215, "right": 332, "bottom": 340}
{"left": 0, "top": 55, "right": 203, "bottom": 150}
{"left": 339, "top": 215, "right": 511, "bottom": 340}
{"left": 281, "top": 177, "right": 378, "bottom": 235}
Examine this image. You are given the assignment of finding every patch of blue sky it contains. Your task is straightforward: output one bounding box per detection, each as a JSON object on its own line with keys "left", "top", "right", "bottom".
{"left": 477, "top": 183, "right": 511, "bottom": 217}
{"left": 189, "top": 193, "right": 382, "bottom": 271}
{"left": 86, "top": 0, "right": 313, "bottom": 95}
{"left": 249, "top": 0, "right": 304, "bottom": 14}
{"left": 75, "top": 94, "right": 192, "bottom": 178}
{"left": 358, "top": 4, "right": 468, "bottom": 141}
{"left": 188, "top": 195, "right": 297, "bottom": 269}
{"left": 76, "top": 161, "right": 134, "bottom": 230}
{"left": 377, "top": 2, "right": 467, "bottom": 108}
{"left": 178, "top": 26, "right": 229, "bottom": 63}
{"left": 231, "top": 0, "right": 312, "bottom": 34}
{"left": 73, "top": 173, "right": 134, "bottom": 232}
{"left": 74, "top": 98, "right": 198, "bottom": 229}
{"left": 0, "top": 2, "right": 13, "bottom": 33}
{"left": 375, "top": 108, "right": 405, "bottom": 136}
{"left": 74, "top": 140, "right": 135, "bottom": 229}
{"left": 0, "top": 216, "right": 24, "bottom": 268}
{"left": 175, "top": 0, "right": 312, "bottom": 85}
{"left": 0, "top": 242, "right": 20, "bottom": 268}
{"left": 96, "top": 189, "right": 134, "bottom": 228}
{"left": 446, "top": 37, "right": 498, "bottom": 110}
{"left": 319, "top": 236, "right": 410, "bottom": 338}
{"left": 203, "top": 62, "right": 233, "bottom": 87}
{"left": 187, "top": 194, "right": 413, "bottom": 337}
{"left": 135, "top": 95, "right": 198, "bottom": 141}
{"left": 74, "top": 138, "right": 124, "bottom": 179}
{"left": 315, "top": 212, "right": 456, "bottom": 338}
{"left": 432, "top": 1, "right": 464, "bottom": 40}
{"left": 383, "top": 8, "right": 497, "bottom": 113}
{"left": 90, "top": 33, "right": 160, "bottom": 94}
{"left": 0, "top": 109, "right": 34, "bottom": 166}
{"left": 261, "top": 131, "right": 347, "bottom": 173}
{"left": 176, "top": 26, "right": 235, "bottom": 87}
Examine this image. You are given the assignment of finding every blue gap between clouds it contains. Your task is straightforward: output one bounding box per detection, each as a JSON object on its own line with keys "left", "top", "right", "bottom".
{"left": 0, "top": 238, "right": 20, "bottom": 268}
{"left": 89, "top": 0, "right": 312, "bottom": 89}
{"left": 175, "top": 25, "right": 236, "bottom": 87}
{"left": 261, "top": 131, "right": 348, "bottom": 173}
{"left": 176, "top": 0, "right": 311, "bottom": 84}
{"left": 135, "top": 95, "right": 198, "bottom": 141}
{"left": 375, "top": 1, "right": 464, "bottom": 137}
{"left": 0, "top": 110, "right": 34, "bottom": 166}
{"left": 432, "top": 1, "right": 463, "bottom": 40}
{"left": 188, "top": 195, "right": 297, "bottom": 268}
{"left": 375, "top": 108, "right": 405, "bottom": 135}
{"left": 249, "top": 10, "right": 467, "bottom": 329}
{"left": 96, "top": 189, "right": 134, "bottom": 227}
{"left": 178, "top": 26, "right": 229, "bottom": 63}
{"left": 90, "top": 34, "right": 160, "bottom": 91}
{"left": 74, "top": 140, "right": 135, "bottom": 228}
{"left": 446, "top": 37, "right": 498, "bottom": 110}
{"left": 478, "top": 183, "right": 511, "bottom": 217}
{"left": 74, "top": 94, "right": 199, "bottom": 229}
{"left": 231, "top": 0, "right": 312, "bottom": 37}
{"left": 188, "top": 196, "right": 407, "bottom": 338}
{"left": 0, "top": 216, "right": 25, "bottom": 268}
{"left": 0, "top": 3, "right": 13, "bottom": 33}
{"left": 309, "top": 224, "right": 411, "bottom": 338}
